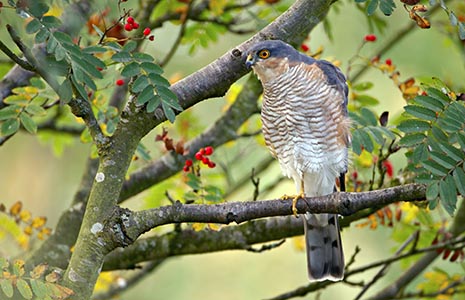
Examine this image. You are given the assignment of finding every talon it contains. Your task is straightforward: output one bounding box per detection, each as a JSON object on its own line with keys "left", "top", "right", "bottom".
{"left": 291, "top": 192, "right": 305, "bottom": 218}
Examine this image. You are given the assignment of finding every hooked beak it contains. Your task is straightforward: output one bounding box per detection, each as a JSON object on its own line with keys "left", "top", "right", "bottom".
{"left": 245, "top": 53, "right": 255, "bottom": 69}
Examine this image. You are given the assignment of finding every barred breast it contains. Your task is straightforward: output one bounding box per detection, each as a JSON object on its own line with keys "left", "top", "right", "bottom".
{"left": 260, "top": 62, "right": 349, "bottom": 181}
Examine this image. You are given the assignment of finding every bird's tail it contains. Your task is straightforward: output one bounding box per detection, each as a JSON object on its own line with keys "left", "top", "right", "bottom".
{"left": 303, "top": 213, "right": 344, "bottom": 281}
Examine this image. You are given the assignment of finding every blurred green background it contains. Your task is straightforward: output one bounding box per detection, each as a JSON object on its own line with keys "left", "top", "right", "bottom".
{"left": 1, "top": 1, "right": 464, "bottom": 299}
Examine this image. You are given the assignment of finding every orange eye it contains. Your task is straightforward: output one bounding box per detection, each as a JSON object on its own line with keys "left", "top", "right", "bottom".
{"left": 258, "top": 49, "right": 270, "bottom": 59}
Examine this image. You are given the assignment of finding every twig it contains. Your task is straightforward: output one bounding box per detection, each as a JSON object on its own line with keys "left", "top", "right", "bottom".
{"left": 245, "top": 239, "right": 285, "bottom": 253}
{"left": 388, "top": 276, "right": 465, "bottom": 299}
{"left": 251, "top": 168, "right": 260, "bottom": 201}
{"left": 354, "top": 230, "right": 420, "bottom": 300}
{"left": 0, "top": 39, "right": 35, "bottom": 71}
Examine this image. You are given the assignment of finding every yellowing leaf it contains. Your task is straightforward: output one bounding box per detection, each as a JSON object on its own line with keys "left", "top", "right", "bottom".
{"left": 400, "top": 202, "right": 419, "bottom": 223}
{"left": 19, "top": 210, "right": 31, "bottom": 223}
{"left": 192, "top": 223, "right": 206, "bottom": 231}
{"left": 9, "top": 201, "right": 22, "bottom": 216}
{"left": 292, "top": 236, "right": 305, "bottom": 252}
{"left": 94, "top": 272, "right": 116, "bottom": 292}
{"left": 357, "top": 150, "right": 373, "bottom": 168}
{"left": 30, "top": 264, "right": 49, "bottom": 279}
{"left": 209, "top": 0, "right": 227, "bottom": 15}
{"left": 24, "top": 225, "right": 33, "bottom": 236}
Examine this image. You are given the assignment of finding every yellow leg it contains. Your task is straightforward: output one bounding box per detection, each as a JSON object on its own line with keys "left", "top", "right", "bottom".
{"left": 281, "top": 180, "right": 305, "bottom": 217}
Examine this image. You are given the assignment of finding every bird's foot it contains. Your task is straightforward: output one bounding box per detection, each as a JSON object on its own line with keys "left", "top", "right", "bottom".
{"left": 281, "top": 193, "right": 305, "bottom": 217}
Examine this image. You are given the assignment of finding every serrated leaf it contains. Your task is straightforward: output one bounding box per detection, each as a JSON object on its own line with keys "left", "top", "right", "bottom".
{"left": 122, "top": 40, "right": 138, "bottom": 53}
{"left": 351, "top": 129, "right": 363, "bottom": 155}
{"left": 359, "top": 129, "right": 374, "bottom": 153}
{"left": 111, "top": 51, "right": 132, "bottom": 63}
{"left": 132, "top": 52, "right": 154, "bottom": 62}
{"left": 399, "top": 133, "right": 426, "bottom": 147}
{"left": 30, "top": 279, "right": 47, "bottom": 298}
{"left": 35, "top": 29, "right": 50, "bottom": 43}
{"left": 414, "top": 95, "right": 445, "bottom": 111}
{"left": 367, "top": 0, "right": 379, "bottom": 15}
{"left": 82, "top": 46, "right": 107, "bottom": 54}
{"left": 360, "top": 107, "right": 378, "bottom": 126}
{"left": 136, "top": 86, "right": 154, "bottom": 106}
{"left": 429, "top": 151, "right": 456, "bottom": 170}
{"left": 365, "top": 126, "right": 384, "bottom": 144}
{"left": 17, "top": 278, "right": 33, "bottom": 299}
{"left": 1, "top": 118, "right": 20, "bottom": 136}
{"left": 162, "top": 101, "right": 176, "bottom": 123}
{"left": 453, "top": 168, "right": 465, "bottom": 197}
{"left": 0, "top": 279, "right": 14, "bottom": 298}
{"left": 121, "top": 62, "right": 141, "bottom": 78}
{"left": 131, "top": 75, "right": 149, "bottom": 93}
{"left": 70, "top": 76, "right": 88, "bottom": 101}
{"left": 379, "top": 0, "right": 395, "bottom": 16}
{"left": 26, "top": 19, "right": 42, "bottom": 34}
{"left": 146, "top": 96, "right": 161, "bottom": 113}
{"left": 426, "top": 88, "right": 451, "bottom": 104}
{"left": 148, "top": 73, "right": 171, "bottom": 88}
{"left": 404, "top": 105, "right": 437, "bottom": 121}
{"left": 426, "top": 182, "right": 439, "bottom": 200}
{"left": 438, "top": 143, "right": 464, "bottom": 162}
{"left": 58, "top": 79, "right": 73, "bottom": 104}
{"left": 0, "top": 105, "right": 21, "bottom": 120}
{"left": 25, "top": 104, "right": 46, "bottom": 116}
{"left": 439, "top": 175, "right": 457, "bottom": 216}
{"left": 42, "top": 16, "right": 61, "bottom": 29}
{"left": 431, "top": 125, "right": 448, "bottom": 142}
{"left": 140, "top": 62, "right": 163, "bottom": 74}
{"left": 398, "top": 119, "right": 431, "bottom": 133}
{"left": 20, "top": 112, "right": 37, "bottom": 134}
{"left": 422, "top": 160, "right": 448, "bottom": 177}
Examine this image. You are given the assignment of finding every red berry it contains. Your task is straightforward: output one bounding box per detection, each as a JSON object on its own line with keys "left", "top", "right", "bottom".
{"left": 195, "top": 152, "right": 203, "bottom": 160}
{"left": 96, "top": 67, "right": 103, "bottom": 71}
{"left": 199, "top": 148, "right": 206, "bottom": 155}
{"left": 132, "top": 22, "right": 140, "bottom": 29}
{"left": 364, "top": 34, "right": 377, "bottom": 42}
{"left": 127, "top": 17, "right": 135, "bottom": 24}
{"left": 382, "top": 160, "right": 394, "bottom": 178}
{"left": 143, "top": 28, "right": 151, "bottom": 36}
{"left": 124, "top": 23, "right": 133, "bottom": 31}
{"left": 149, "top": 35, "right": 155, "bottom": 41}
{"left": 204, "top": 146, "right": 213, "bottom": 155}
{"left": 300, "top": 44, "right": 309, "bottom": 52}
{"left": 352, "top": 171, "right": 358, "bottom": 180}
{"left": 185, "top": 159, "right": 193, "bottom": 167}
{"left": 207, "top": 161, "right": 216, "bottom": 168}
{"left": 183, "top": 165, "right": 190, "bottom": 172}
{"left": 385, "top": 58, "right": 392, "bottom": 66}
{"left": 202, "top": 157, "right": 210, "bottom": 165}
{"left": 116, "top": 79, "right": 124, "bottom": 86}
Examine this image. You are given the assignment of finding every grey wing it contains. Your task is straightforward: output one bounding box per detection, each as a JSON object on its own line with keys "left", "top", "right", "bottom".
{"left": 315, "top": 60, "right": 348, "bottom": 115}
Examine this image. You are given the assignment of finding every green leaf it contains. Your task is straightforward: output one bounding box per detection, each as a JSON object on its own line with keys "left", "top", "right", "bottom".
{"left": 352, "top": 82, "right": 373, "bottom": 91}
{"left": 17, "top": 278, "right": 33, "bottom": 299}
{"left": 132, "top": 52, "right": 154, "bottom": 62}
{"left": 425, "top": 88, "right": 450, "bottom": 104}
{"left": 429, "top": 198, "right": 438, "bottom": 210}
{"left": 397, "top": 119, "right": 430, "bottom": 133}
{"left": 25, "top": 104, "right": 45, "bottom": 116}
{"left": 351, "top": 129, "right": 363, "bottom": 155}
{"left": 367, "top": 0, "right": 379, "bottom": 15}
{"left": 131, "top": 75, "right": 149, "bottom": 93}
{"left": 122, "top": 40, "right": 138, "bottom": 52}
{"left": 1, "top": 118, "right": 20, "bottom": 136}
{"left": 439, "top": 175, "right": 457, "bottom": 216}
{"left": 20, "top": 112, "right": 37, "bottom": 134}
{"left": 431, "top": 125, "right": 448, "bottom": 142}
{"left": 136, "top": 86, "right": 154, "bottom": 106}
{"left": 162, "top": 101, "right": 176, "bottom": 123}
{"left": 360, "top": 107, "right": 378, "bottom": 126}
{"left": 42, "top": 16, "right": 61, "bottom": 29}
{"left": 429, "top": 151, "right": 456, "bottom": 170}
{"left": 458, "top": 22, "right": 465, "bottom": 40}
{"left": 158, "top": 88, "right": 182, "bottom": 111}
{"left": 0, "top": 279, "right": 14, "bottom": 298}
{"left": 457, "top": 132, "right": 465, "bottom": 150}
{"left": 26, "top": 19, "right": 42, "bottom": 34}
{"left": 82, "top": 46, "right": 108, "bottom": 54}
{"left": 140, "top": 62, "right": 163, "bottom": 74}
{"left": 421, "top": 160, "right": 448, "bottom": 177}
{"left": 354, "top": 94, "right": 379, "bottom": 106}
{"left": 58, "top": 79, "right": 73, "bottom": 104}
{"left": 0, "top": 105, "right": 21, "bottom": 120}
{"left": 111, "top": 51, "right": 132, "bottom": 63}
{"left": 30, "top": 77, "right": 46, "bottom": 89}
{"left": 413, "top": 95, "right": 445, "bottom": 111}
{"left": 404, "top": 105, "right": 437, "bottom": 121}
{"left": 186, "top": 173, "right": 201, "bottom": 190}
{"left": 359, "top": 129, "right": 374, "bottom": 153}
{"left": 365, "top": 126, "right": 384, "bottom": 144}
{"left": 379, "top": 0, "right": 396, "bottom": 16}
{"left": 35, "top": 29, "right": 50, "bottom": 43}
{"left": 399, "top": 133, "right": 426, "bottom": 147}
{"left": 146, "top": 96, "right": 161, "bottom": 113}
{"left": 426, "top": 182, "right": 439, "bottom": 201}
{"left": 412, "top": 143, "right": 429, "bottom": 163}
{"left": 136, "top": 143, "right": 152, "bottom": 161}
{"left": 148, "top": 73, "right": 171, "bottom": 88}
{"left": 30, "top": 279, "right": 47, "bottom": 298}
{"left": 28, "top": 0, "right": 49, "bottom": 18}
{"left": 438, "top": 143, "right": 464, "bottom": 162}
{"left": 121, "top": 62, "right": 141, "bottom": 78}
{"left": 453, "top": 167, "right": 465, "bottom": 197}
{"left": 70, "top": 76, "right": 88, "bottom": 101}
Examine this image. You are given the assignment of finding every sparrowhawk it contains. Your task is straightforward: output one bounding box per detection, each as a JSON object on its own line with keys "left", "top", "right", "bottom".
{"left": 245, "top": 40, "right": 350, "bottom": 281}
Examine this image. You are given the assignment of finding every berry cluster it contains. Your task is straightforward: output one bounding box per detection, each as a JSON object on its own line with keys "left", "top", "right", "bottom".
{"left": 183, "top": 146, "right": 216, "bottom": 172}
{"left": 124, "top": 16, "right": 139, "bottom": 31}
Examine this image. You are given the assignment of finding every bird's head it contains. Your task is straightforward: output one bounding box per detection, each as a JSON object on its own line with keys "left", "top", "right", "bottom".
{"left": 245, "top": 40, "right": 300, "bottom": 82}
